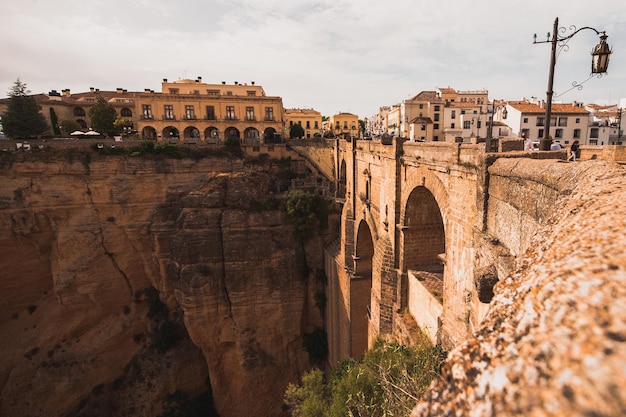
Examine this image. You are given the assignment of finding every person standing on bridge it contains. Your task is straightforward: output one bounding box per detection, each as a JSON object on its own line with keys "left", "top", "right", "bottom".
{"left": 523, "top": 133, "right": 533, "bottom": 151}
{"left": 568, "top": 140, "right": 579, "bottom": 162}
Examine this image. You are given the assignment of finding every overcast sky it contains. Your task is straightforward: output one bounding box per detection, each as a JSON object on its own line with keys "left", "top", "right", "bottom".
{"left": 1, "top": 0, "right": 625, "bottom": 117}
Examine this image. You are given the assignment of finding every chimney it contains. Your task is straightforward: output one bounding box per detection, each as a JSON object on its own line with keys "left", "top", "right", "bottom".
{"left": 62, "top": 89, "right": 71, "bottom": 97}
{"left": 90, "top": 87, "right": 95, "bottom": 92}
{"left": 144, "top": 88, "right": 151, "bottom": 93}
{"left": 197, "top": 76, "right": 202, "bottom": 83}
{"left": 163, "top": 78, "right": 168, "bottom": 82}
{"left": 222, "top": 81, "right": 226, "bottom": 85}
{"left": 116, "top": 87, "right": 123, "bottom": 93}
{"left": 234, "top": 81, "right": 238, "bottom": 85}
{"left": 251, "top": 81, "right": 255, "bottom": 85}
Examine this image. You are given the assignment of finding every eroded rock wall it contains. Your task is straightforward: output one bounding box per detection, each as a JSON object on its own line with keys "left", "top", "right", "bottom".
{"left": 0, "top": 154, "right": 322, "bottom": 417}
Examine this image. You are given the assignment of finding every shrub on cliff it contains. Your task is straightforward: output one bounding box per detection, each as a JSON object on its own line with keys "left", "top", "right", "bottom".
{"left": 281, "top": 189, "right": 332, "bottom": 242}
{"left": 284, "top": 337, "right": 444, "bottom": 417}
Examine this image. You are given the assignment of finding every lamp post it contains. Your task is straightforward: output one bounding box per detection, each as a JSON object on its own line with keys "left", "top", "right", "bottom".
{"left": 534, "top": 17, "right": 612, "bottom": 150}
{"left": 618, "top": 108, "right": 623, "bottom": 141}
{"left": 486, "top": 102, "right": 507, "bottom": 152}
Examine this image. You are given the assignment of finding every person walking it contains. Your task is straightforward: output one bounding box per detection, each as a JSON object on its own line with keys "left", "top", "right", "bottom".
{"left": 568, "top": 140, "right": 579, "bottom": 162}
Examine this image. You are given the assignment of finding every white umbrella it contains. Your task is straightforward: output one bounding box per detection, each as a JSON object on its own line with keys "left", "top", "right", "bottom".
{"left": 70, "top": 131, "right": 85, "bottom": 136}
{"left": 84, "top": 130, "right": 100, "bottom": 136}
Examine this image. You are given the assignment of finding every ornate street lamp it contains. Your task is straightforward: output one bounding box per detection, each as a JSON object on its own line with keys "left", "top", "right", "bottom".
{"left": 486, "top": 103, "right": 507, "bottom": 152}
{"left": 533, "top": 17, "right": 612, "bottom": 150}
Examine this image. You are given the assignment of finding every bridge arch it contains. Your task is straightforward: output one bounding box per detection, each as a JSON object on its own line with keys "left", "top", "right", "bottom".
{"left": 351, "top": 219, "right": 374, "bottom": 357}
{"left": 401, "top": 186, "right": 446, "bottom": 273}
{"left": 337, "top": 159, "right": 347, "bottom": 199}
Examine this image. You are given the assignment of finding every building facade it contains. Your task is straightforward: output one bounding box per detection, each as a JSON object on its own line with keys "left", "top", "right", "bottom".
{"left": 0, "top": 78, "right": 286, "bottom": 144}
{"left": 329, "top": 112, "right": 359, "bottom": 139}
{"left": 504, "top": 100, "right": 590, "bottom": 146}
{"left": 284, "top": 108, "right": 322, "bottom": 139}
{"left": 136, "top": 78, "right": 285, "bottom": 144}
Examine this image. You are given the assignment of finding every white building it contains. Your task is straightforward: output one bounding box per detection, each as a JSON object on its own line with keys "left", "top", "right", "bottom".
{"left": 504, "top": 100, "right": 590, "bottom": 146}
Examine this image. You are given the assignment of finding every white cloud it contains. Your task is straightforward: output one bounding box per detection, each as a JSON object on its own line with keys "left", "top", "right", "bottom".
{"left": 1, "top": 0, "right": 625, "bottom": 117}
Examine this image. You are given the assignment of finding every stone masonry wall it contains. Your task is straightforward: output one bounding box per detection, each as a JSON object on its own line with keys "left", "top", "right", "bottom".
{"left": 413, "top": 159, "right": 626, "bottom": 416}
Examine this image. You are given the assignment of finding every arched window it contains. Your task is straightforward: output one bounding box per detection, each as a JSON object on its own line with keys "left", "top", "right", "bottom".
{"left": 120, "top": 108, "right": 132, "bottom": 117}
{"left": 74, "top": 107, "right": 85, "bottom": 117}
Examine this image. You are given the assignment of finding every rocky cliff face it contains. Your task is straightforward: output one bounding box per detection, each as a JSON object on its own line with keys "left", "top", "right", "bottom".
{"left": 0, "top": 153, "right": 325, "bottom": 417}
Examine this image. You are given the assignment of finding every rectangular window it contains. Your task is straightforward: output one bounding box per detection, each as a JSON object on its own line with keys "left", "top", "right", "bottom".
{"left": 169, "top": 88, "right": 179, "bottom": 94}
{"left": 164, "top": 105, "right": 174, "bottom": 120}
{"left": 463, "top": 121, "right": 471, "bottom": 129}
{"left": 265, "top": 107, "right": 274, "bottom": 121}
{"left": 142, "top": 104, "right": 152, "bottom": 119}
{"left": 576, "top": 118, "right": 581, "bottom": 123}
{"left": 314, "top": 121, "right": 319, "bottom": 129}
{"left": 451, "top": 110, "right": 456, "bottom": 119}
{"left": 419, "top": 104, "right": 424, "bottom": 109}
{"left": 555, "top": 128, "right": 563, "bottom": 138}
{"left": 558, "top": 117, "right": 568, "bottom": 126}
{"left": 590, "top": 128, "right": 599, "bottom": 138}
{"left": 536, "top": 117, "right": 545, "bottom": 127}
{"left": 434, "top": 114, "right": 440, "bottom": 122}
{"left": 207, "top": 90, "right": 219, "bottom": 96}
{"left": 246, "top": 107, "right": 255, "bottom": 121}
{"left": 550, "top": 117, "right": 557, "bottom": 126}
{"left": 226, "top": 106, "right": 235, "bottom": 120}
{"left": 433, "top": 123, "right": 439, "bottom": 130}
{"left": 523, "top": 117, "right": 529, "bottom": 123}
{"left": 573, "top": 129, "right": 581, "bottom": 138}
{"left": 434, "top": 105, "right": 440, "bottom": 111}
{"left": 206, "top": 106, "right": 215, "bottom": 120}
{"left": 247, "top": 90, "right": 256, "bottom": 96}
{"left": 306, "top": 121, "right": 310, "bottom": 129}
{"left": 538, "top": 128, "right": 544, "bottom": 138}
{"left": 185, "top": 105, "right": 195, "bottom": 120}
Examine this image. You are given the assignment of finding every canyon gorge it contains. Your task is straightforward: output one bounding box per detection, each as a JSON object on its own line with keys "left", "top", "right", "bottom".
{"left": 0, "top": 150, "right": 331, "bottom": 417}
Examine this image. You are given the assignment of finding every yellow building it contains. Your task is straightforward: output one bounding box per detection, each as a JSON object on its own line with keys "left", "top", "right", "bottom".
{"left": 0, "top": 77, "right": 285, "bottom": 143}
{"left": 136, "top": 77, "right": 285, "bottom": 143}
{"left": 329, "top": 112, "right": 359, "bottom": 139}
{"left": 285, "top": 108, "right": 322, "bottom": 139}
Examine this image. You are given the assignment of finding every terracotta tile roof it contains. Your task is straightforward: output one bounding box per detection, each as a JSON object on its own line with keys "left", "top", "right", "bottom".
{"left": 437, "top": 87, "right": 457, "bottom": 94}
{"left": 410, "top": 91, "right": 442, "bottom": 102}
{"left": 508, "top": 101, "right": 589, "bottom": 114}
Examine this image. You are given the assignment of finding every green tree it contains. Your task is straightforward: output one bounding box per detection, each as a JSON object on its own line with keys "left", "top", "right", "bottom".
{"left": 113, "top": 118, "right": 133, "bottom": 136}
{"left": 49, "top": 107, "right": 61, "bottom": 135}
{"left": 58, "top": 119, "right": 81, "bottom": 136}
{"left": 284, "top": 368, "right": 330, "bottom": 417}
{"left": 285, "top": 337, "right": 444, "bottom": 417}
{"left": 290, "top": 123, "right": 305, "bottom": 139}
{"left": 1, "top": 79, "right": 49, "bottom": 138}
{"left": 282, "top": 189, "right": 332, "bottom": 242}
{"left": 88, "top": 95, "right": 117, "bottom": 136}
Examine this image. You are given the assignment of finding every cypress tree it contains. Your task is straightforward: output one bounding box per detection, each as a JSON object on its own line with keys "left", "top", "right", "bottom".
{"left": 1, "top": 79, "right": 49, "bottom": 138}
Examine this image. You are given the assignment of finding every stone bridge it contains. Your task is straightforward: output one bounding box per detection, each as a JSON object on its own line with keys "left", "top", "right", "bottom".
{"left": 289, "top": 139, "right": 626, "bottom": 365}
